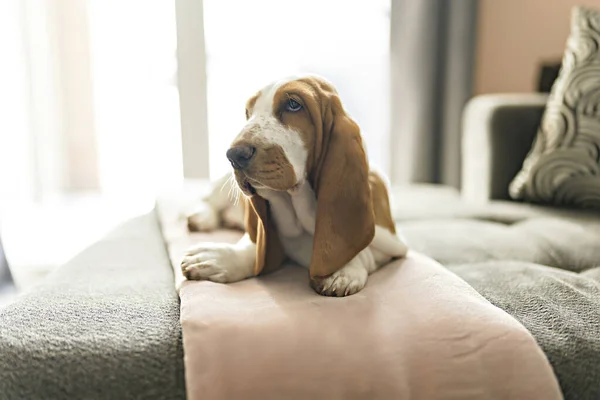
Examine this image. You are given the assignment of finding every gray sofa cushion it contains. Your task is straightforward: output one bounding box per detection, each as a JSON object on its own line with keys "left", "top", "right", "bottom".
{"left": 0, "top": 212, "right": 185, "bottom": 400}
{"left": 450, "top": 262, "right": 600, "bottom": 400}
{"left": 401, "top": 215, "right": 600, "bottom": 273}
{"left": 394, "top": 185, "right": 600, "bottom": 399}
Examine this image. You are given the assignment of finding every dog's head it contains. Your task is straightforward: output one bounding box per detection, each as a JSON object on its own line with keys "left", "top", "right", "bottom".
{"left": 228, "top": 76, "right": 375, "bottom": 278}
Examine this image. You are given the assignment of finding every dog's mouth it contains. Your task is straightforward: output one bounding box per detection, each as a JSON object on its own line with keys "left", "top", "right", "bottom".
{"left": 241, "top": 179, "right": 256, "bottom": 195}
{"left": 234, "top": 169, "right": 296, "bottom": 195}
{"left": 233, "top": 171, "right": 257, "bottom": 196}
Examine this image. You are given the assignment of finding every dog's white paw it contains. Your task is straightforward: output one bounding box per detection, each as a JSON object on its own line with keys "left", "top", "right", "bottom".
{"left": 187, "top": 203, "right": 219, "bottom": 232}
{"left": 310, "top": 263, "right": 368, "bottom": 297}
{"left": 181, "top": 243, "right": 246, "bottom": 283}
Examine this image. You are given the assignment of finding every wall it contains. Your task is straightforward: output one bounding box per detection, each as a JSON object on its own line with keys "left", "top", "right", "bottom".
{"left": 474, "top": 0, "right": 600, "bottom": 94}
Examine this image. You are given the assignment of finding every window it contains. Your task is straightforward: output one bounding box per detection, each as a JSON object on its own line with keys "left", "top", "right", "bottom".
{"left": 87, "top": 1, "right": 183, "bottom": 200}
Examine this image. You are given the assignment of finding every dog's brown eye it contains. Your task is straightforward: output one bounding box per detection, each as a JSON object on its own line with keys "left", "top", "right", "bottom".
{"left": 285, "top": 98, "right": 302, "bottom": 112}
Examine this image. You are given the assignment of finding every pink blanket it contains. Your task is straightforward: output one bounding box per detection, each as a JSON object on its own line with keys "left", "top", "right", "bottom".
{"left": 158, "top": 192, "right": 562, "bottom": 400}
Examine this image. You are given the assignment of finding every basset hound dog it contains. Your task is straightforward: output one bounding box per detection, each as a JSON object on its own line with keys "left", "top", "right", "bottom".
{"left": 182, "top": 75, "right": 408, "bottom": 297}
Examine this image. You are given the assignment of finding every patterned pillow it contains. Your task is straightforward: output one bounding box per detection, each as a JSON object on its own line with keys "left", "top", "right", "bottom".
{"left": 509, "top": 6, "right": 600, "bottom": 209}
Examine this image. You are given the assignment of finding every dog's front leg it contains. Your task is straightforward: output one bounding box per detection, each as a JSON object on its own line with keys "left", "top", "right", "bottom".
{"left": 181, "top": 233, "right": 256, "bottom": 283}
{"left": 310, "top": 248, "right": 378, "bottom": 297}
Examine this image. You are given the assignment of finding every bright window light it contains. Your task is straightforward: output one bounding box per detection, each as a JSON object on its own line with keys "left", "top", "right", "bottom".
{"left": 203, "top": 0, "right": 391, "bottom": 179}
{"left": 87, "top": 1, "right": 183, "bottom": 201}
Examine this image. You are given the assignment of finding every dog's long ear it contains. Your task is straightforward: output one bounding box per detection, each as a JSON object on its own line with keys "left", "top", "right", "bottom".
{"left": 309, "top": 94, "right": 375, "bottom": 279}
{"left": 243, "top": 195, "right": 286, "bottom": 276}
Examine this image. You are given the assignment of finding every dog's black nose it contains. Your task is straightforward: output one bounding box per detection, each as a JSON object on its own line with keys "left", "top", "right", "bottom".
{"left": 226, "top": 145, "right": 256, "bottom": 170}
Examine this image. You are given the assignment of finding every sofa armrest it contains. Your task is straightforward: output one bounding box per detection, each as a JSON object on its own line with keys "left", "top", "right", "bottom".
{"left": 461, "top": 93, "right": 548, "bottom": 203}
{"left": 0, "top": 212, "right": 186, "bottom": 399}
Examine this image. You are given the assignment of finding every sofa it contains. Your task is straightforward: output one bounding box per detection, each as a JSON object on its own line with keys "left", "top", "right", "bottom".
{"left": 1, "top": 93, "right": 599, "bottom": 399}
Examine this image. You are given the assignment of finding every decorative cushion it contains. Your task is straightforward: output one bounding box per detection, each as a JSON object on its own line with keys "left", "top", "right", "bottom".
{"left": 509, "top": 6, "right": 600, "bottom": 209}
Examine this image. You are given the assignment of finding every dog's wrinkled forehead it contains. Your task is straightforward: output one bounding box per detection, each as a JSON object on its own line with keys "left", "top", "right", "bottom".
{"left": 248, "top": 81, "right": 279, "bottom": 118}
{"left": 246, "top": 76, "right": 300, "bottom": 119}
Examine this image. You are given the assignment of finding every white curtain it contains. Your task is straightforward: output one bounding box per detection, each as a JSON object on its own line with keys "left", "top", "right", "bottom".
{"left": 0, "top": 0, "right": 184, "bottom": 214}
{"left": 0, "top": 1, "right": 37, "bottom": 210}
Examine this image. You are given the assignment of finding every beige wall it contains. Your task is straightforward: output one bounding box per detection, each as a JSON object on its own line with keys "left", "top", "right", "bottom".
{"left": 474, "top": 0, "right": 600, "bottom": 94}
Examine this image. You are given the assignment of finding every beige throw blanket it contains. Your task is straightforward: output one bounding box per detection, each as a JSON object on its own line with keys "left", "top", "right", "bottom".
{"left": 157, "top": 190, "right": 562, "bottom": 400}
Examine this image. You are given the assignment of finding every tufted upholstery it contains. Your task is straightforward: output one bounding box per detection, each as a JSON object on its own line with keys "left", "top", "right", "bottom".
{"left": 392, "top": 185, "right": 600, "bottom": 272}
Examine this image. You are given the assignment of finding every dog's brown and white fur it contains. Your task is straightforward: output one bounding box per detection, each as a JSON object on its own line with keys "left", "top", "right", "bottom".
{"left": 181, "top": 76, "right": 408, "bottom": 297}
